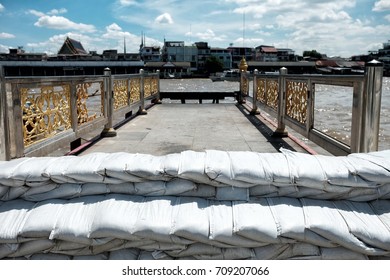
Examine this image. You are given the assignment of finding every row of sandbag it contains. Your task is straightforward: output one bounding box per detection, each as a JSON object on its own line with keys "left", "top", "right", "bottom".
{"left": 1, "top": 244, "right": 371, "bottom": 260}
{"left": 1, "top": 180, "right": 390, "bottom": 202}
{"left": 0, "top": 149, "right": 390, "bottom": 201}
{"left": 1, "top": 195, "right": 390, "bottom": 259}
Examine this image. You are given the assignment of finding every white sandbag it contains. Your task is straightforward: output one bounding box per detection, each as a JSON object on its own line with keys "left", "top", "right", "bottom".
{"left": 97, "top": 153, "right": 147, "bottom": 183}
{"left": 302, "top": 198, "right": 386, "bottom": 255}
{"left": 165, "top": 179, "right": 197, "bottom": 195}
{"left": 268, "top": 197, "right": 333, "bottom": 247}
{"left": 1, "top": 186, "right": 29, "bottom": 201}
{"left": 137, "top": 250, "right": 173, "bottom": 260}
{"left": 320, "top": 247, "right": 368, "bottom": 260}
{"left": 349, "top": 149, "right": 390, "bottom": 172}
{"left": 30, "top": 253, "right": 71, "bottom": 260}
{"left": 20, "top": 183, "right": 58, "bottom": 200}
{"left": 89, "top": 194, "right": 145, "bottom": 241}
{"left": 340, "top": 187, "right": 380, "bottom": 201}
{"left": 0, "top": 199, "right": 35, "bottom": 242}
{"left": 232, "top": 199, "right": 278, "bottom": 243}
{"left": 198, "top": 247, "right": 254, "bottom": 260}
{"left": 205, "top": 150, "right": 232, "bottom": 185}
{"left": 19, "top": 199, "right": 64, "bottom": 238}
{"left": 79, "top": 183, "right": 110, "bottom": 196}
{"left": 0, "top": 158, "right": 32, "bottom": 187}
{"left": 172, "top": 197, "right": 210, "bottom": 243}
{"left": 252, "top": 244, "right": 291, "bottom": 259}
{"left": 42, "top": 156, "right": 80, "bottom": 183}
{"left": 249, "top": 185, "right": 279, "bottom": 197}
{"left": 61, "top": 153, "right": 109, "bottom": 183}
{"left": 0, "top": 186, "right": 8, "bottom": 199}
{"left": 50, "top": 196, "right": 102, "bottom": 245}
{"left": 370, "top": 200, "right": 390, "bottom": 231}
{"left": 346, "top": 155, "right": 390, "bottom": 184}
{"left": 229, "top": 151, "right": 272, "bottom": 185}
{"left": 11, "top": 157, "right": 59, "bottom": 187}
{"left": 109, "top": 248, "right": 139, "bottom": 260}
{"left": 125, "top": 153, "right": 165, "bottom": 180}
{"left": 315, "top": 155, "right": 371, "bottom": 187}
{"left": 178, "top": 151, "right": 213, "bottom": 185}
{"left": 132, "top": 197, "right": 178, "bottom": 243}
{"left": 281, "top": 149, "right": 326, "bottom": 188}
{"left": 107, "top": 182, "right": 136, "bottom": 195}
{"left": 334, "top": 200, "right": 390, "bottom": 250}
{"left": 167, "top": 243, "right": 222, "bottom": 258}
{"left": 260, "top": 153, "right": 292, "bottom": 186}
{"left": 8, "top": 239, "right": 55, "bottom": 258}
{"left": 180, "top": 184, "right": 216, "bottom": 198}
{"left": 209, "top": 200, "right": 263, "bottom": 248}
{"left": 20, "top": 183, "right": 82, "bottom": 201}
{"left": 379, "top": 184, "right": 390, "bottom": 199}
{"left": 134, "top": 181, "right": 166, "bottom": 196}
{"left": 91, "top": 239, "right": 127, "bottom": 255}
{"left": 73, "top": 253, "right": 108, "bottom": 260}
{"left": 162, "top": 153, "right": 181, "bottom": 177}
{"left": 290, "top": 186, "right": 325, "bottom": 198}
{"left": 215, "top": 187, "right": 248, "bottom": 201}
{"left": 0, "top": 243, "right": 18, "bottom": 259}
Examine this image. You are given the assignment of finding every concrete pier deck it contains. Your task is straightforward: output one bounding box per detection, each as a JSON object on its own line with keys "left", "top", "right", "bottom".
{"left": 79, "top": 102, "right": 331, "bottom": 156}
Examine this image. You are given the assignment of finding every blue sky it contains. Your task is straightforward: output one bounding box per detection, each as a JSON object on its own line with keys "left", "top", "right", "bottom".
{"left": 0, "top": 0, "right": 389, "bottom": 57}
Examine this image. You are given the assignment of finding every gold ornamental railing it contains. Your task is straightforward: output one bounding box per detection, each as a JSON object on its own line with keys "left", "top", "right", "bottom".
{"left": 241, "top": 61, "right": 384, "bottom": 155}
{"left": 0, "top": 68, "right": 160, "bottom": 160}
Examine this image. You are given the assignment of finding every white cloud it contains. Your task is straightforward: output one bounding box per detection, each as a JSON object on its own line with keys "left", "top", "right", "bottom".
{"left": 28, "top": 9, "right": 45, "bottom": 17}
{"left": 34, "top": 15, "right": 96, "bottom": 33}
{"left": 195, "top": 29, "right": 227, "bottom": 42}
{"left": 28, "top": 9, "right": 95, "bottom": 33}
{"left": 155, "top": 13, "right": 174, "bottom": 24}
{"left": 386, "top": 14, "right": 390, "bottom": 21}
{"left": 48, "top": 8, "right": 67, "bottom": 15}
{"left": 0, "top": 3, "right": 4, "bottom": 12}
{"left": 373, "top": 0, "right": 390, "bottom": 11}
{"left": 0, "top": 32, "right": 15, "bottom": 39}
{"left": 118, "top": 0, "right": 139, "bottom": 6}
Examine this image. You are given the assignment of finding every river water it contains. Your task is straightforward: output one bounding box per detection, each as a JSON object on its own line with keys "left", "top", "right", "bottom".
{"left": 160, "top": 77, "right": 390, "bottom": 151}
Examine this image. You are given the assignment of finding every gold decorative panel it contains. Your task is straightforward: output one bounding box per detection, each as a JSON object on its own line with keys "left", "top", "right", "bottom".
{"left": 286, "top": 80, "right": 308, "bottom": 124}
{"left": 240, "top": 76, "right": 249, "bottom": 95}
{"left": 151, "top": 76, "right": 158, "bottom": 94}
{"left": 113, "top": 79, "right": 129, "bottom": 110}
{"left": 144, "top": 77, "right": 152, "bottom": 98}
{"left": 265, "top": 79, "right": 279, "bottom": 109}
{"left": 21, "top": 85, "right": 71, "bottom": 146}
{"left": 76, "top": 82, "right": 99, "bottom": 125}
{"left": 256, "top": 78, "right": 266, "bottom": 103}
{"left": 130, "top": 78, "right": 141, "bottom": 103}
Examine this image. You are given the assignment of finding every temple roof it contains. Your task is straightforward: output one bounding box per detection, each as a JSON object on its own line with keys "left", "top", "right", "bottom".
{"left": 58, "top": 37, "right": 88, "bottom": 55}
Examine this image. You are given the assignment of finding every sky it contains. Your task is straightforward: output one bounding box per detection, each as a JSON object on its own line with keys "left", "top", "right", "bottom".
{"left": 0, "top": 0, "right": 389, "bottom": 58}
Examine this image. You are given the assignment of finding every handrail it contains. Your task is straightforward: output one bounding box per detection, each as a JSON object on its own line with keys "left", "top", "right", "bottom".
{"left": 0, "top": 68, "right": 160, "bottom": 160}
{"left": 241, "top": 60, "right": 384, "bottom": 155}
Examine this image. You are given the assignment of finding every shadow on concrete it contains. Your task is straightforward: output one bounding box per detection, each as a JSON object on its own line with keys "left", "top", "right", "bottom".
{"left": 236, "top": 104, "right": 297, "bottom": 152}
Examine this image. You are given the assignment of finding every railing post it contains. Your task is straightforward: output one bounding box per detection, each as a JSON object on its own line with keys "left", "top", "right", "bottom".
{"left": 273, "top": 67, "right": 288, "bottom": 137}
{"left": 359, "top": 60, "right": 383, "bottom": 152}
{"left": 153, "top": 70, "right": 162, "bottom": 104}
{"left": 101, "top": 67, "right": 117, "bottom": 137}
{"left": 250, "top": 69, "right": 260, "bottom": 115}
{"left": 10, "top": 83, "right": 24, "bottom": 158}
{"left": 138, "top": 69, "right": 147, "bottom": 115}
{"left": 0, "top": 65, "right": 10, "bottom": 160}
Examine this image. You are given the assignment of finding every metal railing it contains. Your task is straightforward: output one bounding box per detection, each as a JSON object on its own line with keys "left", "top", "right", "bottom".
{"left": 241, "top": 61, "right": 384, "bottom": 155}
{"left": 0, "top": 68, "right": 160, "bottom": 160}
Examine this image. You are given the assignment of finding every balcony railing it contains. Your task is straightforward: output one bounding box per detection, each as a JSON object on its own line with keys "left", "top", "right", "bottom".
{"left": 0, "top": 68, "right": 160, "bottom": 160}
{"left": 241, "top": 61, "right": 384, "bottom": 155}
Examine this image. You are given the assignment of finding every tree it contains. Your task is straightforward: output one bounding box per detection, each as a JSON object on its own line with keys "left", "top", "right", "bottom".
{"left": 303, "top": 50, "right": 322, "bottom": 59}
{"left": 204, "top": 56, "right": 224, "bottom": 74}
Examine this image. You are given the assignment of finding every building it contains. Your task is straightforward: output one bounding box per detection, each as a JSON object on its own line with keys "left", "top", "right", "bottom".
{"left": 255, "top": 45, "right": 278, "bottom": 62}
{"left": 276, "top": 48, "right": 296, "bottom": 61}
{"left": 227, "top": 47, "right": 254, "bottom": 68}
{"left": 161, "top": 41, "right": 198, "bottom": 69}
{"left": 194, "top": 42, "right": 211, "bottom": 71}
{"left": 210, "top": 47, "right": 232, "bottom": 70}
{"left": 0, "top": 47, "right": 47, "bottom": 61}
